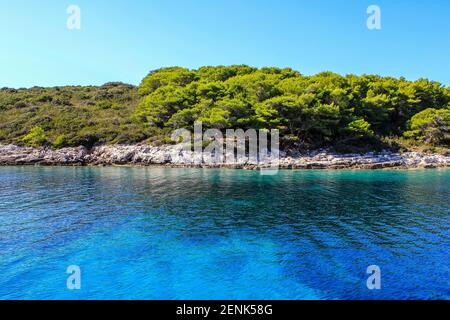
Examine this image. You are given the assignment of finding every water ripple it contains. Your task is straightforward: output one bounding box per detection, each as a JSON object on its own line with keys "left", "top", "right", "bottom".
{"left": 0, "top": 167, "right": 449, "bottom": 299}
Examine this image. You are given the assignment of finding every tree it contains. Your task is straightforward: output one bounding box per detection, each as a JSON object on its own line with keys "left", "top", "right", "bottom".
{"left": 404, "top": 108, "right": 450, "bottom": 145}
{"left": 196, "top": 65, "right": 256, "bottom": 82}
{"left": 130, "top": 65, "right": 450, "bottom": 149}
{"left": 138, "top": 67, "right": 196, "bottom": 96}
{"left": 167, "top": 108, "right": 199, "bottom": 129}
{"left": 135, "top": 86, "right": 194, "bottom": 126}
{"left": 198, "top": 107, "right": 231, "bottom": 129}
{"left": 346, "top": 119, "right": 374, "bottom": 137}
{"left": 218, "top": 97, "right": 254, "bottom": 128}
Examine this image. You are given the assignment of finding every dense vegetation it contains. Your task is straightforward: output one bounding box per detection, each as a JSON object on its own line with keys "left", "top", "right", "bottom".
{"left": 1, "top": 66, "right": 449, "bottom": 152}
{"left": 0, "top": 83, "right": 146, "bottom": 148}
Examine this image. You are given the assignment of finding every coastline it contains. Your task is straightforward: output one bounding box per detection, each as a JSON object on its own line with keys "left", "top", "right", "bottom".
{"left": 1, "top": 144, "right": 449, "bottom": 170}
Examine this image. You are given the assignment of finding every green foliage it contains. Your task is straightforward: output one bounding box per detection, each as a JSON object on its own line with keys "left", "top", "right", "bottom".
{"left": 347, "top": 119, "right": 373, "bottom": 135}
{"left": 138, "top": 67, "right": 197, "bottom": 96}
{"left": 52, "top": 134, "right": 67, "bottom": 148}
{"left": 0, "top": 83, "right": 150, "bottom": 148}
{"left": 404, "top": 108, "right": 450, "bottom": 145}
{"left": 135, "top": 66, "right": 450, "bottom": 148}
{"left": 96, "top": 100, "right": 113, "bottom": 109}
{"left": 1, "top": 66, "right": 449, "bottom": 150}
{"left": 22, "top": 126, "right": 48, "bottom": 147}
{"left": 198, "top": 107, "right": 231, "bottom": 129}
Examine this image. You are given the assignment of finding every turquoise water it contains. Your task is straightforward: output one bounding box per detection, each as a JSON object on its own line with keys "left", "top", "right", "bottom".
{"left": 0, "top": 166, "right": 449, "bottom": 300}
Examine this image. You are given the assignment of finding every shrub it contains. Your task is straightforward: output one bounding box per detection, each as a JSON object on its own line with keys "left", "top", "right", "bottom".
{"left": 96, "top": 100, "right": 112, "bottom": 109}
{"left": 14, "top": 101, "right": 28, "bottom": 109}
{"left": 346, "top": 119, "right": 374, "bottom": 136}
{"left": 22, "top": 126, "right": 48, "bottom": 147}
{"left": 53, "top": 135, "right": 67, "bottom": 148}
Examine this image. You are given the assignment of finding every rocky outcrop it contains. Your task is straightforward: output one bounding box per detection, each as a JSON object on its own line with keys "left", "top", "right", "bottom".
{"left": 0, "top": 144, "right": 449, "bottom": 169}
{"left": 0, "top": 145, "right": 90, "bottom": 165}
{"left": 277, "top": 151, "right": 450, "bottom": 169}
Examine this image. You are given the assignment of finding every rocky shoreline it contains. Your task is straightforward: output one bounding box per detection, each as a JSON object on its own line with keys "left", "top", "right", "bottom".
{"left": 0, "top": 144, "right": 449, "bottom": 169}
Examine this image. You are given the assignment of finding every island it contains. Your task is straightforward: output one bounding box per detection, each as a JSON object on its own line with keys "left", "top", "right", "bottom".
{"left": 1, "top": 66, "right": 449, "bottom": 169}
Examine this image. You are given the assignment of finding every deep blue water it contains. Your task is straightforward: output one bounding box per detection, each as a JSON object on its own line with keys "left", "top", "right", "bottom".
{"left": 0, "top": 166, "right": 449, "bottom": 300}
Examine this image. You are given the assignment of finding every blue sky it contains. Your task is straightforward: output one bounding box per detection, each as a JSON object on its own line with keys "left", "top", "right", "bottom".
{"left": 1, "top": 0, "right": 449, "bottom": 88}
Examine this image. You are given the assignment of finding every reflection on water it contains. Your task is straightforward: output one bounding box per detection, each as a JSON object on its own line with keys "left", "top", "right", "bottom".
{"left": 0, "top": 167, "right": 449, "bottom": 299}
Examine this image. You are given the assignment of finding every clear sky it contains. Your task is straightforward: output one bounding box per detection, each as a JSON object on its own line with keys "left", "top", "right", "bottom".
{"left": 1, "top": 0, "right": 449, "bottom": 88}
